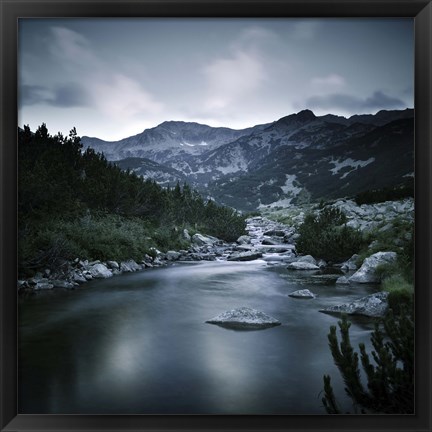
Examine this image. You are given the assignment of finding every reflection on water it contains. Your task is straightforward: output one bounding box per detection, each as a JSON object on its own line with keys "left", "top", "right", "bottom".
{"left": 19, "top": 261, "right": 377, "bottom": 414}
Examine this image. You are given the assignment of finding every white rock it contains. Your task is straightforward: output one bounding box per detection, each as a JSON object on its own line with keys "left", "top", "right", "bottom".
{"left": 72, "top": 272, "right": 87, "bottom": 284}
{"left": 349, "top": 251, "right": 397, "bottom": 283}
{"left": 340, "top": 254, "right": 359, "bottom": 271}
{"left": 336, "top": 276, "right": 350, "bottom": 284}
{"left": 120, "top": 259, "right": 141, "bottom": 272}
{"left": 319, "top": 292, "right": 389, "bottom": 318}
{"left": 297, "top": 255, "right": 317, "bottom": 265}
{"left": 236, "top": 235, "right": 251, "bottom": 245}
{"left": 192, "top": 233, "right": 219, "bottom": 246}
{"left": 34, "top": 282, "right": 54, "bottom": 290}
{"left": 182, "top": 229, "right": 191, "bottom": 241}
{"left": 51, "top": 280, "right": 75, "bottom": 289}
{"left": 106, "top": 260, "right": 119, "bottom": 269}
{"left": 317, "top": 259, "right": 327, "bottom": 268}
{"left": 89, "top": 263, "right": 113, "bottom": 279}
{"left": 287, "top": 261, "right": 319, "bottom": 270}
{"left": 288, "top": 289, "right": 315, "bottom": 298}
{"left": 166, "top": 251, "right": 181, "bottom": 261}
{"left": 206, "top": 307, "right": 281, "bottom": 329}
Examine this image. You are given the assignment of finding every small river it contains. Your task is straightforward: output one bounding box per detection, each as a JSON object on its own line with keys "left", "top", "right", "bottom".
{"left": 19, "top": 259, "right": 378, "bottom": 414}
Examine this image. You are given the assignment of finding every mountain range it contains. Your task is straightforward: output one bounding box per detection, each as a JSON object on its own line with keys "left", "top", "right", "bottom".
{"left": 81, "top": 108, "right": 414, "bottom": 211}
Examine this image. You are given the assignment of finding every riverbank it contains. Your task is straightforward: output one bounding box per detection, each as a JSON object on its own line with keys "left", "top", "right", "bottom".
{"left": 17, "top": 216, "right": 298, "bottom": 294}
{"left": 19, "top": 198, "right": 414, "bottom": 320}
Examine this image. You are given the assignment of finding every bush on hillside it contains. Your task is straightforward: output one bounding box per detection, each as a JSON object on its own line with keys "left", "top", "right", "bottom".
{"left": 296, "top": 207, "right": 364, "bottom": 262}
{"left": 354, "top": 182, "right": 413, "bottom": 205}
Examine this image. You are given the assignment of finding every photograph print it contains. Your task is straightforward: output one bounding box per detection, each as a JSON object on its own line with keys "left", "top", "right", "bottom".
{"left": 18, "top": 18, "right": 414, "bottom": 415}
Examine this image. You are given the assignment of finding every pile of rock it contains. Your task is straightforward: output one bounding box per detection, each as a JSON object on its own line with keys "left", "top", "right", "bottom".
{"left": 18, "top": 232, "right": 236, "bottom": 293}
{"left": 330, "top": 198, "right": 414, "bottom": 232}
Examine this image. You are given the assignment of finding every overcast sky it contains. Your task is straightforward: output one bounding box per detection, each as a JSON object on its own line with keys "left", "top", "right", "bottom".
{"left": 19, "top": 18, "right": 413, "bottom": 141}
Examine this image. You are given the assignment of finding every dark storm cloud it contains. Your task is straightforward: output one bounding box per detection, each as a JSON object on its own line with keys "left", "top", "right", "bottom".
{"left": 51, "top": 83, "right": 91, "bottom": 107}
{"left": 20, "top": 82, "right": 90, "bottom": 108}
{"left": 306, "top": 91, "right": 406, "bottom": 113}
{"left": 19, "top": 18, "right": 413, "bottom": 139}
{"left": 20, "top": 84, "right": 49, "bottom": 106}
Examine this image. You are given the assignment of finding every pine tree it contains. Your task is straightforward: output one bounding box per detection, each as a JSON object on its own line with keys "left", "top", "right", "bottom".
{"left": 322, "top": 309, "right": 414, "bottom": 414}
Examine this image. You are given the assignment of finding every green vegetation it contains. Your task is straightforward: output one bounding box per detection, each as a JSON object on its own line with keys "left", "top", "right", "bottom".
{"left": 353, "top": 216, "right": 414, "bottom": 312}
{"left": 322, "top": 308, "right": 414, "bottom": 414}
{"left": 296, "top": 207, "right": 365, "bottom": 262}
{"left": 354, "top": 180, "right": 413, "bottom": 205}
{"left": 18, "top": 124, "right": 246, "bottom": 276}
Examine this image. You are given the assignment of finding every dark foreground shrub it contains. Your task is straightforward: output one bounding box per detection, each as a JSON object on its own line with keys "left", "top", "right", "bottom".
{"left": 322, "top": 309, "right": 414, "bottom": 414}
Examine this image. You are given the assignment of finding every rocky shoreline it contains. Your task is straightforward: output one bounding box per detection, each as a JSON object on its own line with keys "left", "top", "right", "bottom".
{"left": 19, "top": 198, "right": 413, "bottom": 320}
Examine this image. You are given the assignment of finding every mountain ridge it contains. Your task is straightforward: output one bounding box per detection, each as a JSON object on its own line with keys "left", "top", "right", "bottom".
{"left": 81, "top": 108, "right": 414, "bottom": 211}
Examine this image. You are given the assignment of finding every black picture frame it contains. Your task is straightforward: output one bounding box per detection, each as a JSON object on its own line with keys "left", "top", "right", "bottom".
{"left": 1, "top": 1, "right": 431, "bottom": 431}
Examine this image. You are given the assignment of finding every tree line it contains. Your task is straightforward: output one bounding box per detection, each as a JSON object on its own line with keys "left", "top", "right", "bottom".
{"left": 18, "top": 124, "right": 246, "bottom": 275}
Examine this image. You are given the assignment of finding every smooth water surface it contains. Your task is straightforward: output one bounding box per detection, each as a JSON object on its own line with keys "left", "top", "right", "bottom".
{"left": 19, "top": 261, "right": 378, "bottom": 414}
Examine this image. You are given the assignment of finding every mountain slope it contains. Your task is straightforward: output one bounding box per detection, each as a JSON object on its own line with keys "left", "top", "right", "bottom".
{"left": 209, "top": 118, "right": 414, "bottom": 211}
{"left": 114, "top": 157, "right": 186, "bottom": 187}
{"left": 82, "top": 121, "right": 270, "bottom": 163}
{"left": 82, "top": 109, "right": 414, "bottom": 210}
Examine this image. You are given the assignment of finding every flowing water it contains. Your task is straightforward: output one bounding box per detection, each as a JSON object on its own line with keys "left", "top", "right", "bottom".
{"left": 19, "top": 259, "right": 379, "bottom": 414}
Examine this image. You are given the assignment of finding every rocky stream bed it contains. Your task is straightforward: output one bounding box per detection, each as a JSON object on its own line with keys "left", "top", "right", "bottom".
{"left": 18, "top": 197, "right": 414, "bottom": 323}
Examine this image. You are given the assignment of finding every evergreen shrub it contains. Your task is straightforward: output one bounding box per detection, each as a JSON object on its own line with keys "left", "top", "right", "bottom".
{"left": 322, "top": 309, "right": 414, "bottom": 414}
{"left": 296, "top": 207, "right": 364, "bottom": 262}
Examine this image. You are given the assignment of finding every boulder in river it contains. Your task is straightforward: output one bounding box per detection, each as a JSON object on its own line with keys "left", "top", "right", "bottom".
{"left": 236, "top": 235, "right": 251, "bottom": 245}
{"left": 263, "top": 229, "right": 286, "bottom": 237}
{"left": 262, "top": 238, "right": 280, "bottom": 246}
{"left": 319, "top": 291, "right": 389, "bottom": 318}
{"left": 288, "top": 289, "right": 315, "bottom": 299}
{"left": 227, "top": 251, "right": 263, "bottom": 261}
{"left": 297, "top": 255, "right": 317, "bottom": 265}
{"left": 287, "top": 261, "right": 319, "bottom": 270}
{"left": 348, "top": 251, "right": 397, "bottom": 283}
{"left": 336, "top": 276, "right": 350, "bottom": 285}
{"left": 206, "top": 307, "right": 281, "bottom": 329}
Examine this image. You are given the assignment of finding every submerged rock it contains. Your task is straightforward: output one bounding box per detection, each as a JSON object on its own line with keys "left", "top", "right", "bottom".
{"left": 349, "top": 251, "right": 397, "bottom": 283}
{"left": 319, "top": 291, "right": 389, "bottom": 318}
{"left": 288, "top": 289, "right": 315, "bottom": 299}
{"left": 206, "top": 307, "right": 281, "bottom": 329}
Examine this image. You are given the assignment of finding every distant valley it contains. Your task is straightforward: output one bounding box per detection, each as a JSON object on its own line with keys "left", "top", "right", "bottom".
{"left": 81, "top": 108, "right": 414, "bottom": 211}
